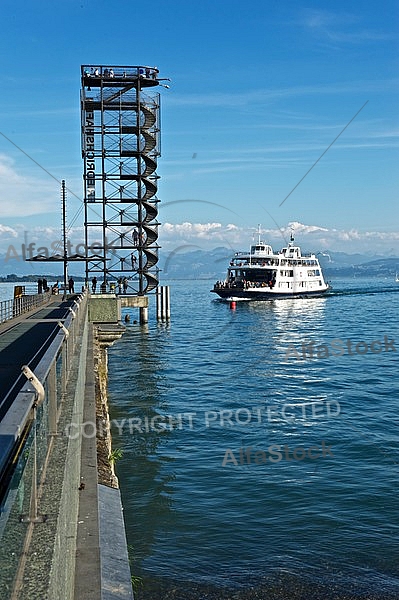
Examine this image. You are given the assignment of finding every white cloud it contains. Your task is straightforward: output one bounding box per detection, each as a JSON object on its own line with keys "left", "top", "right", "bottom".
{"left": 0, "top": 154, "right": 61, "bottom": 217}
{"left": 0, "top": 223, "right": 18, "bottom": 238}
{"left": 299, "top": 9, "right": 395, "bottom": 45}
{"left": 0, "top": 224, "right": 88, "bottom": 257}
{"left": 159, "top": 221, "right": 399, "bottom": 255}
{"left": 164, "top": 78, "right": 399, "bottom": 110}
{"left": 1, "top": 220, "right": 397, "bottom": 259}
{"left": 162, "top": 222, "right": 223, "bottom": 237}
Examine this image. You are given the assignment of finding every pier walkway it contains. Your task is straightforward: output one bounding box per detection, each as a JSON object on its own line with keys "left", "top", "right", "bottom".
{"left": 0, "top": 293, "right": 133, "bottom": 600}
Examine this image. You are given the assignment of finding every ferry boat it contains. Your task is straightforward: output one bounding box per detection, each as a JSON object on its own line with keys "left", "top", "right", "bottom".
{"left": 212, "top": 231, "right": 330, "bottom": 301}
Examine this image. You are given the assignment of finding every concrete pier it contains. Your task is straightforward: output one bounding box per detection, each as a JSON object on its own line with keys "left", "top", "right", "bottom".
{"left": 0, "top": 294, "right": 134, "bottom": 600}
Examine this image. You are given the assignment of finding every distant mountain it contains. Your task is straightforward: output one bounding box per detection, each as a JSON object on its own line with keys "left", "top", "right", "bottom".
{"left": 158, "top": 248, "right": 399, "bottom": 280}
{"left": 1, "top": 248, "right": 398, "bottom": 281}
{"left": 322, "top": 256, "right": 399, "bottom": 278}
{"left": 0, "top": 254, "right": 84, "bottom": 279}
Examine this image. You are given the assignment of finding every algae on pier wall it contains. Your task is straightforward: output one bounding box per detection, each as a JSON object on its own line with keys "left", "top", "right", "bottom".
{"left": 93, "top": 324, "right": 125, "bottom": 489}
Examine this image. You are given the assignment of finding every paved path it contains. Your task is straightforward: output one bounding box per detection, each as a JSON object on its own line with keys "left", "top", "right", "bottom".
{"left": 0, "top": 296, "right": 79, "bottom": 494}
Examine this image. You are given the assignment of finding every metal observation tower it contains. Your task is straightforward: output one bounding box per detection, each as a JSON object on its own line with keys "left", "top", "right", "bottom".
{"left": 80, "top": 65, "right": 164, "bottom": 295}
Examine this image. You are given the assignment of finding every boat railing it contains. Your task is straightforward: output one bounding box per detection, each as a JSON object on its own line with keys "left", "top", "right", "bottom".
{"left": 214, "top": 280, "right": 244, "bottom": 290}
{"left": 231, "top": 258, "right": 281, "bottom": 266}
{"left": 214, "top": 280, "right": 275, "bottom": 290}
{"left": 300, "top": 252, "right": 316, "bottom": 258}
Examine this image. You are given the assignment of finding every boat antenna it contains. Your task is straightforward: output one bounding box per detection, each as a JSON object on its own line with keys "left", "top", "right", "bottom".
{"left": 257, "top": 223, "right": 262, "bottom": 244}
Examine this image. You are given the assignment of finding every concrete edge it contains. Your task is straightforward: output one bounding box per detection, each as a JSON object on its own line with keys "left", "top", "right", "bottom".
{"left": 74, "top": 324, "right": 101, "bottom": 599}
{"left": 98, "top": 484, "right": 134, "bottom": 600}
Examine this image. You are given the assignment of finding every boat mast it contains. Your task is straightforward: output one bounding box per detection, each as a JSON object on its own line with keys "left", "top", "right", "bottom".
{"left": 289, "top": 227, "right": 294, "bottom": 247}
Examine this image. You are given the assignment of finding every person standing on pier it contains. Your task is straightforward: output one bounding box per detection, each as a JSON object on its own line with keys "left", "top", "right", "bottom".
{"left": 118, "top": 277, "right": 123, "bottom": 295}
{"left": 37, "top": 278, "right": 43, "bottom": 294}
{"left": 91, "top": 276, "right": 97, "bottom": 293}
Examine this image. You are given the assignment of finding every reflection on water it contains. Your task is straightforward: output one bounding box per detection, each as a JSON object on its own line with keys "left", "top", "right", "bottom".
{"left": 109, "top": 324, "right": 177, "bottom": 566}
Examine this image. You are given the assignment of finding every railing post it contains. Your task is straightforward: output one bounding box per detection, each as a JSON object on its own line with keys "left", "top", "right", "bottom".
{"left": 20, "top": 366, "right": 46, "bottom": 524}
{"left": 61, "top": 343, "right": 68, "bottom": 392}
{"left": 48, "top": 364, "right": 58, "bottom": 435}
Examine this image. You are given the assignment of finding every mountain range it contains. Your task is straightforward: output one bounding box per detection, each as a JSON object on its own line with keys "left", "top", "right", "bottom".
{"left": 0, "top": 248, "right": 398, "bottom": 281}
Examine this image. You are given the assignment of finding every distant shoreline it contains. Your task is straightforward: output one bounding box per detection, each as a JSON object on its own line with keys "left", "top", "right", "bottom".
{"left": 0, "top": 275, "right": 86, "bottom": 283}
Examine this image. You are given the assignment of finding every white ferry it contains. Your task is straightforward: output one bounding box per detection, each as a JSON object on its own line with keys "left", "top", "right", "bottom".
{"left": 212, "top": 232, "right": 330, "bottom": 301}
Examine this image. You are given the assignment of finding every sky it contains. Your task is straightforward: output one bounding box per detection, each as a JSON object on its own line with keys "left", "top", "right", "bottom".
{"left": 0, "top": 0, "right": 398, "bottom": 268}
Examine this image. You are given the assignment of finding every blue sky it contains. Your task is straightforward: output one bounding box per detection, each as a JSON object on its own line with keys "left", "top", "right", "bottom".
{"left": 0, "top": 0, "right": 398, "bottom": 260}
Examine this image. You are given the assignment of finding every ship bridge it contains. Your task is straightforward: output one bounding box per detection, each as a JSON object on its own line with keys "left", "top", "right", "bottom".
{"left": 280, "top": 246, "right": 302, "bottom": 259}
{"left": 250, "top": 244, "right": 273, "bottom": 257}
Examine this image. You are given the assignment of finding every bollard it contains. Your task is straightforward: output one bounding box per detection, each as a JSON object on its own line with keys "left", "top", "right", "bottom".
{"left": 140, "top": 307, "right": 148, "bottom": 324}
{"left": 156, "top": 286, "right": 171, "bottom": 321}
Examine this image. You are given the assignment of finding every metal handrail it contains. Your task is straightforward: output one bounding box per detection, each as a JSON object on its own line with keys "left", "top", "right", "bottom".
{"left": 0, "top": 292, "right": 51, "bottom": 325}
{"left": 0, "top": 292, "right": 87, "bottom": 564}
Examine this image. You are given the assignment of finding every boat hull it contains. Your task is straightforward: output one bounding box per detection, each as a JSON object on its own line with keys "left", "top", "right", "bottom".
{"left": 211, "top": 288, "right": 330, "bottom": 301}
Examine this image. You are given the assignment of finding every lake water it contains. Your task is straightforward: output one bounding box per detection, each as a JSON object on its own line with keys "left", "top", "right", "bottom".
{"left": 107, "top": 277, "right": 399, "bottom": 599}
{"left": 0, "top": 282, "right": 38, "bottom": 302}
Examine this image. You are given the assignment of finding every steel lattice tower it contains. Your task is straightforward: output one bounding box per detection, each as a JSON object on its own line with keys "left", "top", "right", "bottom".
{"left": 80, "top": 65, "right": 162, "bottom": 295}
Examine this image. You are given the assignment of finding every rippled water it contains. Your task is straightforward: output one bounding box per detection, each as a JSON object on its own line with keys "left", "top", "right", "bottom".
{"left": 0, "top": 282, "right": 40, "bottom": 302}
{"left": 108, "top": 277, "right": 399, "bottom": 599}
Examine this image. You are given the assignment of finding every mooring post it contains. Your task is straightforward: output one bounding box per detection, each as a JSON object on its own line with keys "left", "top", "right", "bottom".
{"left": 156, "top": 286, "right": 170, "bottom": 321}
{"left": 140, "top": 306, "right": 148, "bottom": 324}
